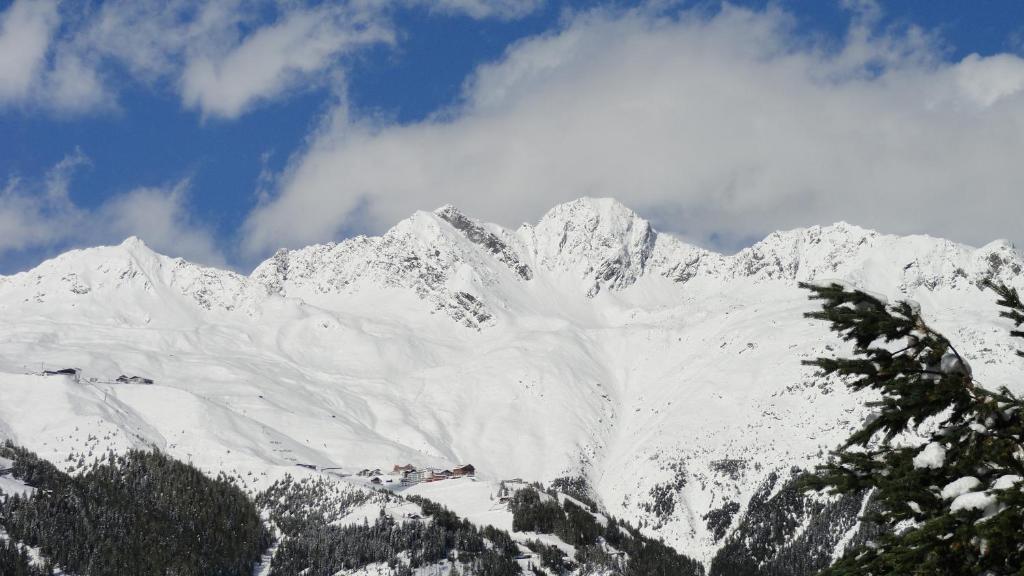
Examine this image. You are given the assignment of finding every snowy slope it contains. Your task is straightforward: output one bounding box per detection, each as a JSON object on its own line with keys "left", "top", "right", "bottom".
{"left": 0, "top": 197, "right": 1022, "bottom": 563}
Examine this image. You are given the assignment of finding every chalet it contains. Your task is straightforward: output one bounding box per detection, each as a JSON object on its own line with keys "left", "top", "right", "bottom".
{"left": 370, "top": 477, "right": 382, "bottom": 485}
{"left": 452, "top": 464, "right": 475, "bottom": 477}
{"left": 116, "top": 375, "right": 155, "bottom": 385}
{"left": 393, "top": 463, "right": 416, "bottom": 474}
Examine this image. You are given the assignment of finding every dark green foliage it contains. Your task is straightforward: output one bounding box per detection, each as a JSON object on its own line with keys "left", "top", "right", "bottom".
{"left": 522, "top": 539, "right": 575, "bottom": 573}
{"left": 508, "top": 486, "right": 705, "bottom": 575}
{"left": 561, "top": 500, "right": 602, "bottom": 546}
{"left": 639, "top": 459, "right": 687, "bottom": 528}
{"left": 703, "top": 500, "right": 740, "bottom": 541}
{"left": 509, "top": 487, "right": 598, "bottom": 546}
{"left": 549, "top": 476, "right": 600, "bottom": 512}
{"left": 574, "top": 544, "right": 623, "bottom": 574}
{"left": 473, "top": 548, "right": 522, "bottom": 576}
{"left": 709, "top": 459, "right": 746, "bottom": 481}
{"left": 262, "top": 480, "right": 521, "bottom": 576}
{"left": 510, "top": 487, "right": 564, "bottom": 534}
{"left": 269, "top": 513, "right": 498, "bottom": 575}
{"left": 708, "top": 471, "right": 801, "bottom": 576}
{"left": 255, "top": 474, "right": 373, "bottom": 535}
{"left": 0, "top": 445, "right": 65, "bottom": 489}
{"left": 992, "top": 283, "right": 1024, "bottom": 355}
{"left": 601, "top": 516, "right": 626, "bottom": 549}
{"left": 0, "top": 539, "right": 52, "bottom": 576}
{"left": 799, "top": 281, "right": 1024, "bottom": 576}
{"left": 641, "top": 483, "right": 676, "bottom": 525}
{"left": 621, "top": 535, "right": 700, "bottom": 576}
{"left": 708, "top": 472, "right": 871, "bottom": 576}
{"left": 0, "top": 442, "right": 270, "bottom": 576}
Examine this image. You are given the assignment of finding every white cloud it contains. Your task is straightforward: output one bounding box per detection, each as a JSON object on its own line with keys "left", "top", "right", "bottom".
{"left": 953, "top": 53, "right": 1024, "bottom": 108}
{"left": 44, "top": 51, "right": 110, "bottom": 113}
{"left": 0, "top": 0, "right": 59, "bottom": 103}
{"left": 0, "top": 150, "right": 89, "bottom": 253}
{"left": 0, "top": 153, "right": 225, "bottom": 267}
{"left": 73, "top": 0, "right": 234, "bottom": 81}
{"left": 414, "top": 0, "right": 544, "bottom": 20}
{"left": 181, "top": 4, "right": 394, "bottom": 119}
{"left": 0, "top": 0, "right": 113, "bottom": 113}
{"left": 241, "top": 5, "right": 1024, "bottom": 258}
{"left": 0, "top": 0, "right": 543, "bottom": 117}
{"left": 88, "top": 181, "right": 226, "bottom": 266}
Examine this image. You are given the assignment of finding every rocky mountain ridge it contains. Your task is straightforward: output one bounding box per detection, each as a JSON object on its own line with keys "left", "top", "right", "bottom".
{"left": 0, "top": 197, "right": 1021, "bottom": 570}
{"left": 4, "top": 197, "right": 1017, "bottom": 329}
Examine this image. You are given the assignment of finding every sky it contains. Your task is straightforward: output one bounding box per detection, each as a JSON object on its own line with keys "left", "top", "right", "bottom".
{"left": 3, "top": 0, "right": 1024, "bottom": 273}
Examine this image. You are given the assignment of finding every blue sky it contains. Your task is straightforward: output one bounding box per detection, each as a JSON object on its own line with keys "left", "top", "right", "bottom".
{"left": 4, "top": 0, "right": 1024, "bottom": 273}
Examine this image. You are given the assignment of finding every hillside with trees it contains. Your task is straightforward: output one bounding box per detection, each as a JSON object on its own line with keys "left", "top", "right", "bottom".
{"left": 0, "top": 443, "right": 269, "bottom": 576}
{"left": 508, "top": 484, "right": 705, "bottom": 575}
{"left": 259, "top": 475, "right": 522, "bottom": 575}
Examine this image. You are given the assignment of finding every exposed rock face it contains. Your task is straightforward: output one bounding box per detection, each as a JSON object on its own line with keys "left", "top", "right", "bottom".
{"left": 526, "top": 198, "right": 659, "bottom": 296}
{"left": 435, "top": 205, "right": 533, "bottom": 281}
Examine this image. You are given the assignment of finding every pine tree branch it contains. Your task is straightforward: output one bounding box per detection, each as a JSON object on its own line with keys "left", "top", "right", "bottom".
{"left": 803, "top": 280, "right": 1024, "bottom": 576}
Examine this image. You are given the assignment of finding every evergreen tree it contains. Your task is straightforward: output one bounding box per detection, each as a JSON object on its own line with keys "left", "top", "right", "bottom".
{"left": 799, "top": 281, "right": 1024, "bottom": 575}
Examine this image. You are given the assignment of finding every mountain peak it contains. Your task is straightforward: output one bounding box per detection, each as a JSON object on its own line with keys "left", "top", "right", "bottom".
{"left": 433, "top": 203, "right": 460, "bottom": 216}
{"left": 529, "top": 197, "right": 657, "bottom": 296}
{"left": 115, "top": 236, "right": 168, "bottom": 266}
{"left": 538, "top": 197, "right": 643, "bottom": 227}
{"left": 119, "top": 236, "right": 148, "bottom": 249}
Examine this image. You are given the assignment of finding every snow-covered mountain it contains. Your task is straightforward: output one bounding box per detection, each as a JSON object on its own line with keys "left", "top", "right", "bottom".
{"left": 1, "top": 197, "right": 1022, "bottom": 566}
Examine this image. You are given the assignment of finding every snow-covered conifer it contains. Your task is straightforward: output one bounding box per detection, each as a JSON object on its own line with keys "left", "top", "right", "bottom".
{"left": 800, "top": 281, "right": 1024, "bottom": 575}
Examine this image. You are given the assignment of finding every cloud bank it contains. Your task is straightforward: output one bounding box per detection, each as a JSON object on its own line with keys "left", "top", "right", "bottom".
{"left": 242, "top": 4, "right": 1024, "bottom": 259}
{"left": 0, "top": 0, "right": 125, "bottom": 113}
{"left": 0, "top": 0, "right": 539, "bottom": 118}
{"left": 0, "top": 152, "right": 225, "bottom": 267}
